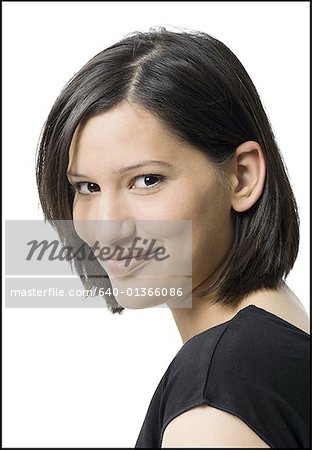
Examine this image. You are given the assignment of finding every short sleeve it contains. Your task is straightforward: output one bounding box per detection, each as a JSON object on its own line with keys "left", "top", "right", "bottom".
{"left": 204, "top": 308, "right": 310, "bottom": 448}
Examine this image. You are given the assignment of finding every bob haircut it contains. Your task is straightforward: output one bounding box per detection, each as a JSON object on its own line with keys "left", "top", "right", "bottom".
{"left": 36, "top": 27, "right": 299, "bottom": 314}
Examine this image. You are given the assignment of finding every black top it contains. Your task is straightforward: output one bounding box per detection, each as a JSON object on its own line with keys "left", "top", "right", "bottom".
{"left": 135, "top": 305, "right": 310, "bottom": 448}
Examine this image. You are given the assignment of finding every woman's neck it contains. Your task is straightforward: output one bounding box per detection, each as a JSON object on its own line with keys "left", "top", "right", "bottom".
{"left": 169, "top": 292, "right": 240, "bottom": 344}
{"left": 169, "top": 283, "right": 309, "bottom": 344}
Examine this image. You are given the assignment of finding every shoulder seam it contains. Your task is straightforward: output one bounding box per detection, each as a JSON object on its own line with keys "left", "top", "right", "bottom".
{"left": 202, "top": 322, "right": 231, "bottom": 400}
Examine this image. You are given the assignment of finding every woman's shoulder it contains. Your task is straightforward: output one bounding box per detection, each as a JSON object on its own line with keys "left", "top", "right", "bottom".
{"left": 174, "top": 298, "right": 309, "bottom": 364}
{"left": 165, "top": 301, "right": 309, "bottom": 395}
{"left": 236, "top": 283, "right": 310, "bottom": 334}
{"left": 160, "top": 302, "right": 309, "bottom": 448}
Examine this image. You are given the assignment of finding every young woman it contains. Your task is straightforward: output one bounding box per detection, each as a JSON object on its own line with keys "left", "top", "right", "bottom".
{"left": 36, "top": 28, "right": 310, "bottom": 448}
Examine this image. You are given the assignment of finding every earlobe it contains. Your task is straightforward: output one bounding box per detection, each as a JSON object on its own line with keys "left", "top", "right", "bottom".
{"left": 229, "top": 141, "right": 266, "bottom": 213}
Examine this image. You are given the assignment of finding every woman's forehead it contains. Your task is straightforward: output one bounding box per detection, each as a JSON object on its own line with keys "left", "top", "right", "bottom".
{"left": 68, "top": 102, "right": 213, "bottom": 173}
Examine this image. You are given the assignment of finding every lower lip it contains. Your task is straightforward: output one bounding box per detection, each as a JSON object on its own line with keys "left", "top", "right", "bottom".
{"left": 104, "top": 256, "right": 152, "bottom": 277}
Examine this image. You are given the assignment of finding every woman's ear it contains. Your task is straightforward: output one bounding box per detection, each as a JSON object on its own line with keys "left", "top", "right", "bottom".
{"left": 226, "top": 141, "right": 266, "bottom": 212}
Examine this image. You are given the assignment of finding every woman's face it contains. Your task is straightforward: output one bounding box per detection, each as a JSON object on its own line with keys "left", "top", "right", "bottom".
{"left": 67, "top": 101, "right": 234, "bottom": 309}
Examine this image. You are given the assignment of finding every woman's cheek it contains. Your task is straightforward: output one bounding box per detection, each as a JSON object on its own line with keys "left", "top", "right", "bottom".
{"left": 72, "top": 197, "right": 84, "bottom": 221}
{"left": 72, "top": 198, "right": 94, "bottom": 223}
{"left": 151, "top": 188, "right": 194, "bottom": 220}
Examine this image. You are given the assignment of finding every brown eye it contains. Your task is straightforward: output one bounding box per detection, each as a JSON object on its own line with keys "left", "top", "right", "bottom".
{"left": 132, "top": 174, "right": 164, "bottom": 189}
{"left": 75, "top": 182, "right": 100, "bottom": 194}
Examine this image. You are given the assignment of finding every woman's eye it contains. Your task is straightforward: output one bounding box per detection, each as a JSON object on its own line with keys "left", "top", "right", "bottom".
{"left": 72, "top": 182, "right": 100, "bottom": 195}
{"left": 132, "top": 174, "right": 165, "bottom": 189}
{"left": 69, "top": 175, "right": 164, "bottom": 195}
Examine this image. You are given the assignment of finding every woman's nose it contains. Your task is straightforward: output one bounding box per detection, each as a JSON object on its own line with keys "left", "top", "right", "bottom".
{"left": 93, "top": 219, "right": 137, "bottom": 248}
{"left": 79, "top": 193, "right": 137, "bottom": 247}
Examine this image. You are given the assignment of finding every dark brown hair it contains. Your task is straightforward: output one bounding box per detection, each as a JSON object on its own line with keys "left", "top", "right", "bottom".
{"left": 36, "top": 27, "right": 299, "bottom": 313}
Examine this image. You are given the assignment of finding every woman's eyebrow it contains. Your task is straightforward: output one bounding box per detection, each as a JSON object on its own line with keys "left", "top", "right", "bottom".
{"left": 67, "top": 160, "right": 173, "bottom": 178}
{"left": 66, "top": 171, "right": 91, "bottom": 178}
{"left": 117, "top": 160, "right": 173, "bottom": 175}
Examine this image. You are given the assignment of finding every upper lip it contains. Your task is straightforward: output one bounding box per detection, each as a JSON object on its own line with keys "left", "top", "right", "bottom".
{"left": 110, "top": 249, "right": 159, "bottom": 260}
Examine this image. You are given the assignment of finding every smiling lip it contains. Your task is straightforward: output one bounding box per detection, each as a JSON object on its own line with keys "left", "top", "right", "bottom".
{"left": 110, "top": 251, "right": 152, "bottom": 260}
{"left": 104, "top": 253, "right": 155, "bottom": 277}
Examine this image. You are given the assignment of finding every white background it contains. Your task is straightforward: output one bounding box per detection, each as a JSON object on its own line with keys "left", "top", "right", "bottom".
{"left": 3, "top": 1, "right": 309, "bottom": 447}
